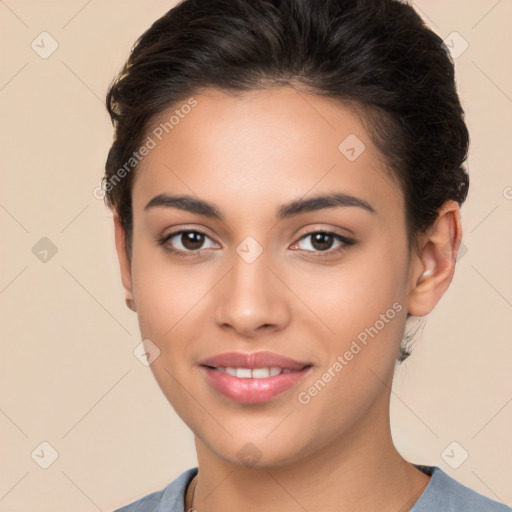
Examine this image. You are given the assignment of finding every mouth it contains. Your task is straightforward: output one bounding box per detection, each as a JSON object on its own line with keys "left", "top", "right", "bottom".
{"left": 198, "top": 354, "right": 313, "bottom": 404}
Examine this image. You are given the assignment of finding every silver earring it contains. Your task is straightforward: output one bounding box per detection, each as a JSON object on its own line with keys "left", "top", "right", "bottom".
{"left": 419, "top": 268, "right": 434, "bottom": 283}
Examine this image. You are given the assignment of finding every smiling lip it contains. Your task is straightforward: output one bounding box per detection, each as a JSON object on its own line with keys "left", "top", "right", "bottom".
{"left": 199, "top": 351, "right": 311, "bottom": 370}
{"left": 199, "top": 351, "right": 313, "bottom": 404}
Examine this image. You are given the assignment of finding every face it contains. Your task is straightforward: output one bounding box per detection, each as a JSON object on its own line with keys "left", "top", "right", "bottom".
{"left": 118, "top": 87, "right": 419, "bottom": 467}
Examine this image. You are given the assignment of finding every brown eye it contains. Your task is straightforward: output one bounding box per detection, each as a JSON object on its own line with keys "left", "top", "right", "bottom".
{"left": 292, "top": 230, "right": 356, "bottom": 256}
{"left": 158, "top": 229, "right": 220, "bottom": 257}
{"left": 310, "top": 232, "right": 335, "bottom": 251}
{"left": 180, "top": 231, "right": 205, "bottom": 250}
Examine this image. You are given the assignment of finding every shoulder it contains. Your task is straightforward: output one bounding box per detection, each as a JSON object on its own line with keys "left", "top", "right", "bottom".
{"left": 113, "top": 467, "right": 198, "bottom": 512}
{"left": 411, "top": 465, "right": 510, "bottom": 512}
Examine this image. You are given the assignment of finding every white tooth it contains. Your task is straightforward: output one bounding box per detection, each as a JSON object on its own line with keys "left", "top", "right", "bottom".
{"left": 236, "top": 368, "right": 252, "bottom": 378}
{"left": 223, "top": 367, "right": 285, "bottom": 378}
{"left": 252, "top": 368, "right": 271, "bottom": 378}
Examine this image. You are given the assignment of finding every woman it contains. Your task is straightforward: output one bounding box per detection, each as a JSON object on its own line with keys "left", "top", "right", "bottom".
{"left": 103, "top": 0, "right": 509, "bottom": 510}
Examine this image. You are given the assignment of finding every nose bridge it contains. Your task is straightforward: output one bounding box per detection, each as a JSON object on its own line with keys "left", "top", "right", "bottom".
{"left": 214, "top": 243, "right": 290, "bottom": 335}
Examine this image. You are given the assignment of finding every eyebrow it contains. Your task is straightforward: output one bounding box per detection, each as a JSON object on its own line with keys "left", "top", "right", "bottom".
{"left": 144, "top": 192, "right": 376, "bottom": 220}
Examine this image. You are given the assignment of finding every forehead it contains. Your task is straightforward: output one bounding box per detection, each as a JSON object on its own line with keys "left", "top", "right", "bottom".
{"left": 132, "top": 87, "right": 402, "bottom": 218}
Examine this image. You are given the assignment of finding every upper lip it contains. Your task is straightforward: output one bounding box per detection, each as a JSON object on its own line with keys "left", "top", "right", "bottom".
{"left": 199, "top": 351, "right": 312, "bottom": 370}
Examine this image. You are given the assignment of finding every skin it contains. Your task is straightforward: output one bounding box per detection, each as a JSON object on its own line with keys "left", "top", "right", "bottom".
{"left": 114, "top": 87, "right": 462, "bottom": 511}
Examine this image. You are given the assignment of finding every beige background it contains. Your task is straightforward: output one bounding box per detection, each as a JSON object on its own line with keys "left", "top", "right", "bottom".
{"left": 1, "top": 1, "right": 511, "bottom": 510}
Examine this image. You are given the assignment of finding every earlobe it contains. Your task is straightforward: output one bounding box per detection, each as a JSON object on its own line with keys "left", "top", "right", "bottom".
{"left": 407, "top": 200, "right": 463, "bottom": 317}
{"left": 113, "top": 212, "right": 136, "bottom": 310}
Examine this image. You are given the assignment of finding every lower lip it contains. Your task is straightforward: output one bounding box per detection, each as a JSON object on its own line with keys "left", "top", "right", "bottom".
{"left": 200, "top": 366, "right": 312, "bottom": 404}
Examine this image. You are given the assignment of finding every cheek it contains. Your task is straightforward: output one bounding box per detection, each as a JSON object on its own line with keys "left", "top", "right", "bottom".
{"left": 291, "top": 245, "right": 407, "bottom": 343}
{"left": 129, "top": 247, "right": 207, "bottom": 417}
{"left": 289, "top": 254, "right": 408, "bottom": 437}
{"left": 130, "top": 235, "right": 209, "bottom": 337}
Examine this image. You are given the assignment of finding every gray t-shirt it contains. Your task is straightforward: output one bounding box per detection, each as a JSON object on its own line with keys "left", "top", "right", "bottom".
{"left": 114, "top": 464, "right": 510, "bottom": 511}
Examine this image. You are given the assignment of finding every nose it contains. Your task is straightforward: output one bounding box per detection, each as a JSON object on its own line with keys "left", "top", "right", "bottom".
{"left": 214, "top": 249, "right": 291, "bottom": 338}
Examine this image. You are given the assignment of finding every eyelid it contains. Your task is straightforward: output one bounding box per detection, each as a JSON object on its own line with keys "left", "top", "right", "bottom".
{"left": 294, "top": 226, "right": 354, "bottom": 241}
{"left": 159, "top": 228, "right": 219, "bottom": 253}
{"left": 290, "top": 229, "right": 355, "bottom": 253}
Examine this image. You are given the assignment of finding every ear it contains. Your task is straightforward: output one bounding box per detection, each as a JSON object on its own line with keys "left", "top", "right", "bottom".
{"left": 113, "top": 211, "right": 135, "bottom": 308}
{"left": 407, "top": 200, "right": 463, "bottom": 317}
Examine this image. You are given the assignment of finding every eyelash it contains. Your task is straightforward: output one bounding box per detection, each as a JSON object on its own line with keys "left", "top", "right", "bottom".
{"left": 157, "top": 229, "right": 356, "bottom": 259}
